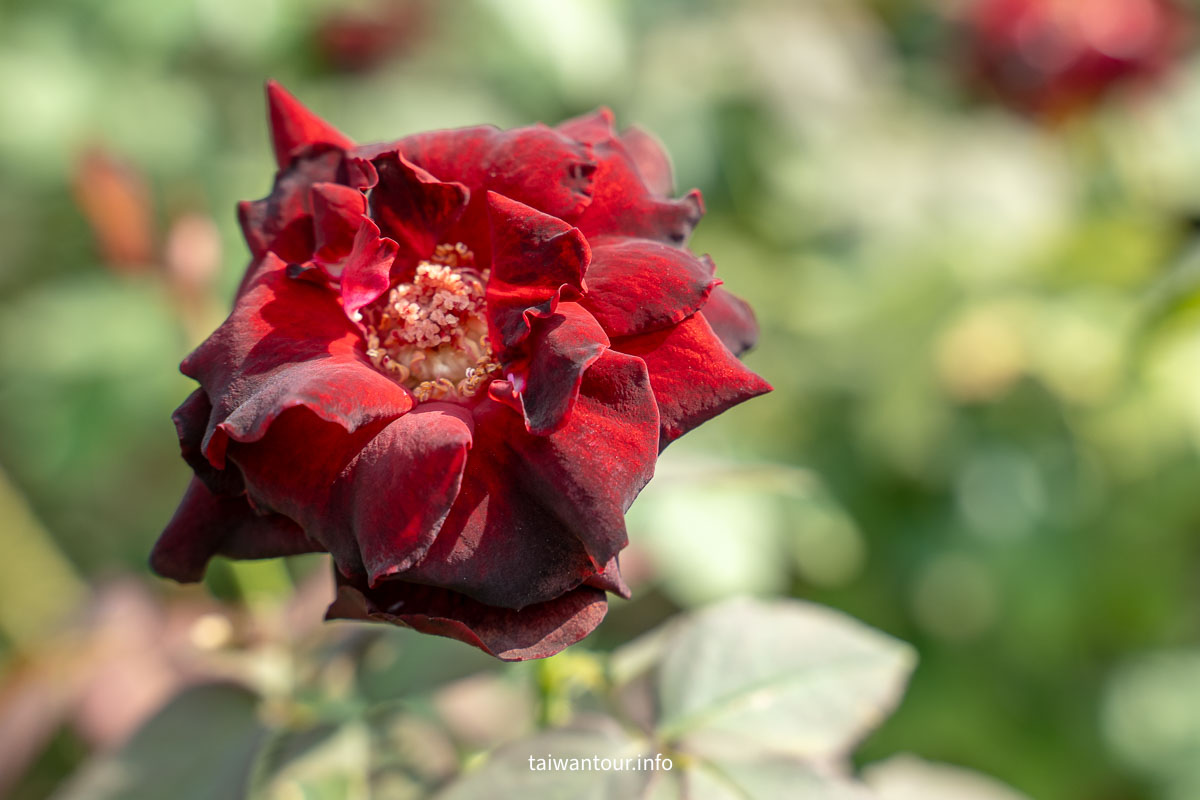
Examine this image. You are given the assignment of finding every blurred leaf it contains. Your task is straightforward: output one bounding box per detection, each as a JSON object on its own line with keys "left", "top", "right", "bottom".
{"left": 864, "top": 755, "right": 1033, "bottom": 800}
{"left": 1103, "top": 649, "right": 1200, "bottom": 784}
{"left": 0, "top": 465, "right": 84, "bottom": 644}
{"left": 51, "top": 683, "right": 267, "bottom": 800}
{"left": 1139, "top": 237, "right": 1200, "bottom": 339}
{"left": 354, "top": 626, "right": 498, "bottom": 702}
{"left": 653, "top": 599, "right": 915, "bottom": 761}
{"left": 433, "top": 715, "right": 653, "bottom": 800}
{"left": 627, "top": 457, "right": 841, "bottom": 605}
{"left": 250, "top": 720, "right": 370, "bottom": 800}
{"left": 698, "top": 759, "right": 876, "bottom": 800}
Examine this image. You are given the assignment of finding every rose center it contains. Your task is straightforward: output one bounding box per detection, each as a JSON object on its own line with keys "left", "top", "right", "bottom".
{"left": 361, "top": 243, "right": 499, "bottom": 402}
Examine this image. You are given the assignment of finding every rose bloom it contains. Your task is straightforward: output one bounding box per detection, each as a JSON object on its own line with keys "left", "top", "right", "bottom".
{"left": 963, "top": 0, "right": 1187, "bottom": 118}
{"left": 150, "top": 83, "right": 771, "bottom": 660}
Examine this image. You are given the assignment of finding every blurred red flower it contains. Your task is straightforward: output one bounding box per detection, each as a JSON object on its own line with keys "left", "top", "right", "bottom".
{"left": 314, "top": 0, "right": 427, "bottom": 73}
{"left": 150, "top": 83, "right": 770, "bottom": 660}
{"left": 963, "top": 0, "right": 1188, "bottom": 118}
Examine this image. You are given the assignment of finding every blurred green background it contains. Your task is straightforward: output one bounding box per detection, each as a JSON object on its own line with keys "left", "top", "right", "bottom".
{"left": 4, "top": 0, "right": 1200, "bottom": 798}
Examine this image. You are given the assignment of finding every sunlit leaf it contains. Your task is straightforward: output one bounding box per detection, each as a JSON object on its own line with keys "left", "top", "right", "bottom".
{"left": 433, "top": 715, "right": 654, "bottom": 800}
{"left": 699, "top": 759, "right": 876, "bottom": 800}
{"left": 864, "top": 755, "right": 1032, "bottom": 800}
{"left": 654, "top": 599, "right": 915, "bottom": 761}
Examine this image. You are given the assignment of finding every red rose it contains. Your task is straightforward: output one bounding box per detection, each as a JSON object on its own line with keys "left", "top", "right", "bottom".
{"left": 151, "top": 83, "right": 770, "bottom": 660}
{"left": 963, "top": 0, "right": 1187, "bottom": 118}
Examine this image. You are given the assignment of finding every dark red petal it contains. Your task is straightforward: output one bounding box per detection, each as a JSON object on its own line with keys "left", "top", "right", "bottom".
{"left": 150, "top": 477, "right": 319, "bottom": 583}
{"left": 227, "top": 406, "right": 385, "bottom": 578}
{"left": 506, "top": 350, "right": 658, "bottom": 568}
{"left": 513, "top": 302, "right": 609, "bottom": 436}
{"left": 367, "top": 151, "right": 469, "bottom": 273}
{"left": 338, "top": 404, "right": 474, "bottom": 585}
{"left": 339, "top": 218, "right": 399, "bottom": 320}
{"left": 328, "top": 572, "right": 608, "bottom": 661}
{"left": 173, "top": 389, "right": 245, "bottom": 497}
{"left": 397, "top": 124, "right": 596, "bottom": 222}
{"left": 701, "top": 286, "right": 761, "bottom": 356}
{"left": 360, "top": 124, "right": 596, "bottom": 268}
{"left": 399, "top": 397, "right": 600, "bottom": 610}
{"left": 487, "top": 192, "right": 590, "bottom": 288}
{"left": 619, "top": 126, "right": 675, "bottom": 196}
{"left": 581, "top": 236, "right": 718, "bottom": 337}
{"left": 558, "top": 109, "right": 702, "bottom": 245}
{"left": 227, "top": 403, "right": 473, "bottom": 586}
{"left": 557, "top": 107, "right": 616, "bottom": 145}
{"left": 581, "top": 145, "right": 702, "bottom": 245}
{"left": 311, "top": 182, "right": 366, "bottom": 265}
{"left": 584, "top": 557, "right": 631, "bottom": 599}
{"left": 266, "top": 80, "right": 354, "bottom": 169}
{"left": 614, "top": 313, "right": 772, "bottom": 450}
{"left": 182, "top": 253, "right": 413, "bottom": 469}
{"left": 237, "top": 147, "right": 346, "bottom": 266}
{"left": 485, "top": 192, "right": 588, "bottom": 353}
{"left": 399, "top": 351, "right": 655, "bottom": 608}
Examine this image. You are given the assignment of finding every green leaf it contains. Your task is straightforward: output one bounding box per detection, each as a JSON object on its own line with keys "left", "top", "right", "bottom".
{"left": 249, "top": 720, "right": 371, "bottom": 800}
{"left": 864, "top": 755, "right": 1033, "bottom": 800}
{"left": 654, "top": 599, "right": 915, "bottom": 761}
{"left": 695, "top": 759, "right": 876, "bottom": 800}
{"left": 51, "top": 683, "right": 268, "bottom": 800}
{"left": 433, "top": 715, "right": 654, "bottom": 800}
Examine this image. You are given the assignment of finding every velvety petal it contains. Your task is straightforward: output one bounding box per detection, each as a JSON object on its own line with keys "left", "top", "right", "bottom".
{"left": 581, "top": 236, "right": 718, "bottom": 337}
{"left": 235, "top": 145, "right": 378, "bottom": 267}
{"left": 367, "top": 151, "right": 469, "bottom": 273}
{"left": 173, "top": 388, "right": 244, "bottom": 497}
{"left": 485, "top": 192, "right": 588, "bottom": 354}
{"left": 505, "top": 350, "right": 658, "bottom": 568}
{"left": 266, "top": 80, "right": 354, "bottom": 168}
{"left": 398, "top": 350, "right": 654, "bottom": 608}
{"left": 559, "top": 109, "right": 702, "bottom": 245}
{"left": 339, "top": 218, "right": 399, "bottom": 320}
{"left": 584, "top": 556, "right": 631, "bottom": 599}
{"left": 328, "top": 572, "right": 608, "bottom": 661}
{"left": 226, "top": 405, "right": 385, "bottom": 578}
{"left": 396, "top": 124, "right": 596, "bottom": 222}
{"left": 701, "top": 286, "right": 761, "bottom": 356}
{"left": 150, "top": 477, "right": 319, "bottom": 583}
{"left": 619, "top": 126, "right": 675, "bottom": 196}
{"left": 358, "top": 124, "right": 597, "bottom": 269}
{"left": 311, "top": 181, "right": 367, "bottom": 266}
{"left": 182, "top": 253, "right": 413, "bottom": 470}
{"left": 512, "top": 302, "right": 609, "bottom": 436}
{"left": 556, "top": 107, "right": 617, "bottom": 146}
{"left": 581, "top": 145, "right": 702, "bottom": 244}
{"left": 335, "top": 404, "right": 474, "bottom": 585}
{"left": 614, "top": 313, "right": 772, "bottom": 450}
{"left": 398, "top": 397, "right": 601, "bottom": 610}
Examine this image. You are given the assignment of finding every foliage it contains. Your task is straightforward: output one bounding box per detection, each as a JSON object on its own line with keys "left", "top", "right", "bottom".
{"left": 50, "top": 598, "right": 1034, "bottom": 800}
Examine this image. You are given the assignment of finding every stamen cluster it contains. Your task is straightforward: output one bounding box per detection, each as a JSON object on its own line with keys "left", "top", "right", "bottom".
{"left": 362, "top": 243, "right": 500, "bottom": 402}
